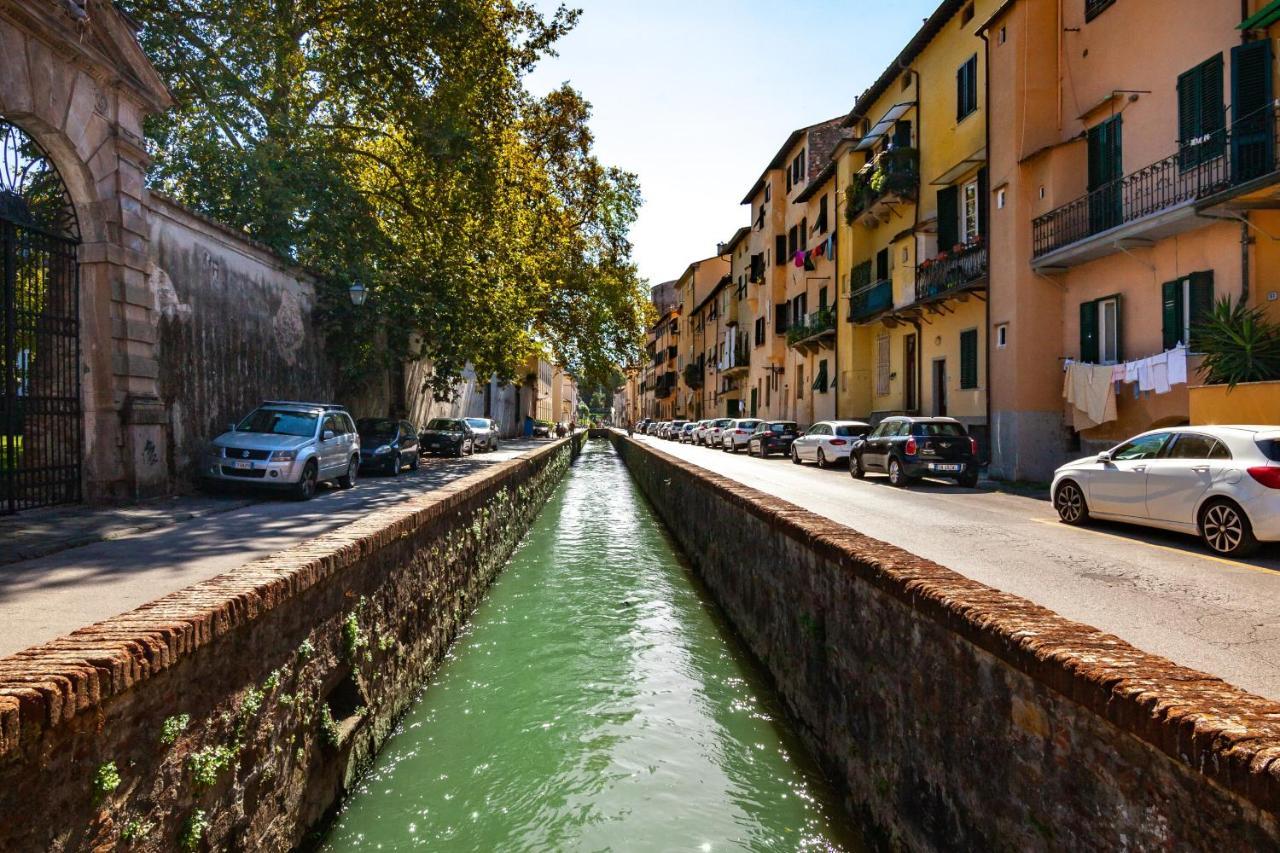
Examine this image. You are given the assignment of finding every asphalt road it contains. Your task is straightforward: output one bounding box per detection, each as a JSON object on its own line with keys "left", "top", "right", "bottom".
{"left": 634, "top": 435, "right": 1280, "bottom": 701}
{"left": 0, "top": 439, "right": 551, "bottom": 658}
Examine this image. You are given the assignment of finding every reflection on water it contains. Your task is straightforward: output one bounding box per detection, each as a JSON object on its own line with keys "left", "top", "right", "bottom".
{"left": 318, "top": 440, "right": 854, "bottom": 851}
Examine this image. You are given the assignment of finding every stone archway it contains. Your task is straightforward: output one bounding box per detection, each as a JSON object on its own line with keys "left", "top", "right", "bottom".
{"left": 0, "top": 0, "right": 172, "bottom": 503}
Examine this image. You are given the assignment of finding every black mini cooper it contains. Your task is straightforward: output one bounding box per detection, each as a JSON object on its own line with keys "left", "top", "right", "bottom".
{"left": 851, "top": 416, "right": 980, "bottom": 488}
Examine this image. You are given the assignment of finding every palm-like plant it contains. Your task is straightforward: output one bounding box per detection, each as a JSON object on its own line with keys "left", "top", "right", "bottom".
{"left": 1194, "top": 298, "right": 1280, "bottom": 387}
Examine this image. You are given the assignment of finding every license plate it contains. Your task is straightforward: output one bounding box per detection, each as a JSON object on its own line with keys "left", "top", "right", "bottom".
{"left": 932, "top": 463, "right": 961, "bottom": 472}
{"left": 234, "top": 460, "right": 253, "bottom": 470}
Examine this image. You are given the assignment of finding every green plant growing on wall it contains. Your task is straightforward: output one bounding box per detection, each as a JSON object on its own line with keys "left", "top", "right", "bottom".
{"left": 92, "top": 761, "right": 121, "bottom": 802}
{"left": 341, "top": 609, "right": 367, "bottom": 662}
{"left": 263, "top": 669, "right": 282, "bottom": 692}
{"left": 1195, "top": 297, "right": 1280, "bottom": 387}
{"left": 180, "top": 810, "right": 208, "bottom": 851}
{"left": 296, "top": 639, "right": 315, "bottom": 662}
{"left": 160, "top": 714, "right": 190, "bottom": 746}
{"left": 317, "top": 704, "right": 341, "bottom": 749}
{"left": 188, "top": 745, "right": 236, "bottom": 788}
{"left": 236, "top": 687, "right": 266, "bottom": 739}
{"left": 121, "top": 817, "right": 155, "bottom": 841}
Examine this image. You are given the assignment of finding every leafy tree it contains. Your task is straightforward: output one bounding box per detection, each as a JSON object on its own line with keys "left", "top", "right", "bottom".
{"left": 127, "top": 0, "right": 651, "bottom": 395}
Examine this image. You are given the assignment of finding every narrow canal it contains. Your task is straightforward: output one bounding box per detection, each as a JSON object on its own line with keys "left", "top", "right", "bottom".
{"left": 318, "top": 440, "right": 854, "bottom": 851}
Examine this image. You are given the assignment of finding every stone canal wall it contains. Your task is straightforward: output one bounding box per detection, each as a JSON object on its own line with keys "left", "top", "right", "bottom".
{"left": 614, "top": 434, "right": 1280, "bottom": 851}
{"left": 0, "top": 434, "right": 583, "bottom": 851}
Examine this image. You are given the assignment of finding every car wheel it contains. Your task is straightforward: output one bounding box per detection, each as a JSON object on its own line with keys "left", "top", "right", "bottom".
{"left": 851, "top": 453, "right": 866, "bottom": 479}
{"left": 1053, "top": 480, "right": 1089, "bottom": 525}
{"left": 791, "top": 447, "right": 802, "bottom": 465}
{"left": 293, "top": 461, "right": 318, "bottom": 501}
{"left": 959, "top": 470, "right": 979, "bottom": 489}
{"left": 386, "top": 454, "right": 400, "bottom": 476}
{"left": 337, "top": 456, "right": 358, "bottom": 489}
{"left": 463, "top": 439, "right": 473, "bottom": 456}
{"left": 817, "top": 449, "right": 829, "bottom": 469}
{"left": 887, "top": 457, "right": 909, "bottom": 488}
{"left": 492, "top": 438, "right": 500, "bottom": 451}
{"left": 1199, "top": 499, "right": 1260, "bottom": 557}
{"left": 410, "top": 452, "right": 420, "bottom": 471}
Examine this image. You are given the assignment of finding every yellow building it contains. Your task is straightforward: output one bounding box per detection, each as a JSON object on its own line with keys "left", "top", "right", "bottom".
{"left": 742, "top": 119, "right": 845, "bottom": 422}
{"left": 676, "top": 254, "right": 731, "bottom": 420}
{"left": 835, "top": 0, "right": 992, "bottom": 450}
{"left": 715, "top": 227, "right": 753, "bottom": 418}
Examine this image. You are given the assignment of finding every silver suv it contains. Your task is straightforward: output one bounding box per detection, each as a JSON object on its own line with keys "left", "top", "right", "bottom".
{"left": 201, "top": 401, "right": 360, "bottom": 500}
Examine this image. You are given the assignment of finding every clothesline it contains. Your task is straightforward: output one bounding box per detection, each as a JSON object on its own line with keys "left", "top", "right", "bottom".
{"left": 1063, "top": 344, "right": 1189, "bottom": 395}
{"left": 1061, "top": 344, "right": 1190, "bottom": 429}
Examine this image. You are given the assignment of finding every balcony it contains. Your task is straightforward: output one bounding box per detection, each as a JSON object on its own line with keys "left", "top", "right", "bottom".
{"left": 845, "top": 147, "right": 919, "bottom": 229}
{"left": 786, "top": 308, "right": 836, "bottom": 352}
{"left": 722, "top": 339, "right": 750, "bottom": 378}
{"left": 849, "top": 279, "right": 893, "bottom": 323}
{"left": 1032, "top": 106, "right": 1280, "bottom": 268}
{"left": 916, "top": 242, "right": 988, "bottom": 303}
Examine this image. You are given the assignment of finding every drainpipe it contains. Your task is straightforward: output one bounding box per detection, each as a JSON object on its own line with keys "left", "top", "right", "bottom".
{"left": 905, "top": 62, "right": 924, "bottom": 415}
{"left": 980, "top": 26, "right": 993, "bottom": 465}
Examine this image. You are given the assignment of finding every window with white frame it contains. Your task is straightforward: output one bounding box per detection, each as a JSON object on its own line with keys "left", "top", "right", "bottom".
{"left": 962, "top": 179, "right": 980, "bottom": 244}
{"left": 875, "top": 334, "right": 891, "bottom": 396}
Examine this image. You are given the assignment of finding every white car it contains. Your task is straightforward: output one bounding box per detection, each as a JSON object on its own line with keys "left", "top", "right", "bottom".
{"left": 1051, "top": 425, "right": 1280, "bottom": 557}
{"left": 720, "top": 418, "right": 763, "bottom": 453}
{"left": 703, "top": 418, "right": 735, "bottom": 447}
{"left": 790, "top": 420, "right": 872, "bottom": 468}
{"left": 691, "top": 419, "right": 716, "bottom": 445}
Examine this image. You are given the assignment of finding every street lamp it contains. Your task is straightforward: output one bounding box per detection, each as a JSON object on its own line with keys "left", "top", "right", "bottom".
{"left": 348, "top": 280, "right": 368, "bottom": 307}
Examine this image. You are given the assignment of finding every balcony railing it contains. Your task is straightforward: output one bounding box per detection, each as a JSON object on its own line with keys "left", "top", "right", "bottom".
{"left": 723, "top": 338, "right": 750, "bottom": 374}
{"left": 916, "top": 243, "right": 988, "bottom": 302}
{"left": 850, "top": 279, "right": 893, "bottom": 323}
{"left": 845, "top": 147, "right": 919, "bottom": 226}
{"left": 786, "top": 308, "right": 836, "bottom": 346}
{"left": 1033, "top": 106, "right": 1280, "bottom": 258}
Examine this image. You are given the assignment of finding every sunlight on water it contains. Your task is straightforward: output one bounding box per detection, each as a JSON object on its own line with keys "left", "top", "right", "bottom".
{"left": 318, "top": 440, "right": 855, "bottom": 851}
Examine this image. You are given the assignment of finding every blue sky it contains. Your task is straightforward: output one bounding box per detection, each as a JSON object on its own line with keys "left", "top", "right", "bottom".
{"left": 526, "top": 0, "right": 942, "bottom": 286}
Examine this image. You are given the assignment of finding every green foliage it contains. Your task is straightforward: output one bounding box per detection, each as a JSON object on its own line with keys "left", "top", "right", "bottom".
{"left": 180, "top": 810, "right": 208, "bottom": 851}
{"left": 187, "top": 745, "right": 236, "bottom": 788}
{"left": 92, "top": 761, "right": 121, "bottom": 801}
{"left": 341, "top": 611, "right": 367, "bottom": 662}
{"left": 296, "top": 640, "right": 315, "bottom": 663}
{"left": 262, "top": 669, "right": 282, "bottom": 692}
{"left": 129, "top": 0, "right": 651, "bottom": 394}
{"left": 121, "top": 818, "right": 154, "bottom": 841}
{"left": 317, "top": 704, "right": 341, "bottom": 749}
{"left": 1195, "top": 298, "right": 1280, "bottom": 387}
{"left": 160, "top": 714, "right": 190, "bottom": 746}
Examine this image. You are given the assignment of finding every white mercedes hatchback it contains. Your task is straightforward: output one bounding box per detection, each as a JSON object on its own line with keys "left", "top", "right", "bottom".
{"left": 1051, "top": 426, "right": 1280, "bottom": 557}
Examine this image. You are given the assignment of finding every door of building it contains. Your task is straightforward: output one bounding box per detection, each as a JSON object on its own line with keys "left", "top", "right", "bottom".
{"left": 1087, "top": 116, "right": 1123, "bottom": 234}
{"left": 932, "top": 358, "right": 947, "bottom": 417}
{"left": 903, "top": 334, "right": 918, "bottom": 413}
{"left": 1, "top": 121, "right": 82, "bottom": 514}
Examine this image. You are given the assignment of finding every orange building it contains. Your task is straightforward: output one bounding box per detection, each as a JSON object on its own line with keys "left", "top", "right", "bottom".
{"left": 982, "top": 0, "right": 1279, "bottom": 480}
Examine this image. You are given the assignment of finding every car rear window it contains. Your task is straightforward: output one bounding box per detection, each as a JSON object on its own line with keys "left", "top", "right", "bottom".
{"left": 768, "top": 422, "right": 797, "bottom": 433}
{"left": 835, "top": 425, "right": 868, "bottom": 437}
{"left": 426, "top": 419, "right": 461, "bottom": 430}
{"left": 465, "top": 418, "right": 488, "bottom": 428}
{"left": 1258, "top": 439, "right": 1280, "bottom": 462}
{"left": 915, "top": 422, "right": 966, "bottom": 437}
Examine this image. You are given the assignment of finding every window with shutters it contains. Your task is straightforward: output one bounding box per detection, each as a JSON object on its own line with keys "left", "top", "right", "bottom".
{"left": 1079, "top": 295, "right": 1122, "bottom": 364}
{"left": 961, "top": 179, "right": 980, "bottom": 245}
{"left": 800, "top": 218, "right": 808, "bottom": 251}
{"left": 817, "top": 195, "right": 829, "bottom": 234}
{"left": 775, "top": 235, "right": 787, "bottom": 266}
{"left": 1178, "top": 53, "right": 1226, "bottom": 170}
{"left": 796, "top": 363, "right": 804, "bottom": 399}
{"left": 788, "top": 226, "right": 798, "bottom": 258}
{"left": 1231, "top": 41, "right": 1275, "bottom": 184}
{"left": 775, "top": 302, "right": 789, "bottom": 334}
{"left": 813, "top": 360, "right": 829, "bottom": 394}
{"left": 937, "top": 185, "right": 959, "bottom": 251}
{"left": 957, "top": 55, "right": 979, "bottom": 121}
{"left": 876, "top": 248, "right": 890, "bottom": 282}
{"left": 875, "top": 335, "right": 892, "bottom": 396}
{"left": 1161, "top": 271, "right": 1214, "bottom": 351}
{"left": 754, "top": 317, "right": 766, "bottom": 346}
{"left": 959, "top": 329, "right": 979, "bottom": 389}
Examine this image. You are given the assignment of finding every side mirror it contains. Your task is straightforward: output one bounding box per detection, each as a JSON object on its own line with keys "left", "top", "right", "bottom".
{"left": 323, "top": 430, "right": 335, "bottom": 441}
{"left": 1097, "top": 451, "right": 1112, "bottom": 463}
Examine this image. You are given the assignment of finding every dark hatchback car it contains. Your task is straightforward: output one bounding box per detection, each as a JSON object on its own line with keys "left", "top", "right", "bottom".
{"left": 748, "top": 420, "right": 799, "bottom": 457}
{"left": 357, "top": 418, "right": 420, "bottom": 475}
{"left": 852, "top": 416, "right": 980, "bottom": 488}
{"left": 420, "top": 418, "right": 475, "bottom": 457}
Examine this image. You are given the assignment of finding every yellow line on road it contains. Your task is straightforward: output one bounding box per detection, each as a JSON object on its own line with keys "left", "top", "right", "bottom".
{"left": 1030, "top": 517, "right": 1277, "bottom": 573}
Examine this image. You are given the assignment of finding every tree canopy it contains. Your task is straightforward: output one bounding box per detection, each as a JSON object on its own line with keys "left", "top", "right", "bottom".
{"left": 128, "top": 0, "right": 651, "bottom": 396}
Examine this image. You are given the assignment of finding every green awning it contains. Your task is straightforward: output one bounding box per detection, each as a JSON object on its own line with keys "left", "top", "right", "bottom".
{"left": 1241, "top": 0, "right": 1280, "bottom": 30}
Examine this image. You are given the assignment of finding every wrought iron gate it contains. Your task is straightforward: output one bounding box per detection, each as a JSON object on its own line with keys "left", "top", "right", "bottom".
{"left": 1, "top": 121, "right": 81, "bottom": 514}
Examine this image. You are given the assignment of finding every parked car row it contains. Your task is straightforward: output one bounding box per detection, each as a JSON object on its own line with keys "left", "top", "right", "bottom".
{"left": 631, "top": 414, "right": 1280, "bottom": 558}
{"left": 201, "top": 401, "right": 503, "bottom": 500}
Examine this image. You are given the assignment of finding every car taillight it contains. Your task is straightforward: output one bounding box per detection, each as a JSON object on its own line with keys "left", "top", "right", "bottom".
{"left": 736, "top": 429, "right": 747, "bottom": 435}
{"left": 1248, "top": 466, "right": 1280, "bottom": 489}
{"left": 969, "top": 436, "right": 978, "bottom": 455}
{"left": 830, "top": 439, "right": 847, "bottom": 446}
{"left": 905, "top": 436, "right": 918, "bottom": 455}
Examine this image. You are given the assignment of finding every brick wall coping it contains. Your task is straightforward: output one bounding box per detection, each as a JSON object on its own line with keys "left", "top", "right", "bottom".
{"left": 618, "top": 435, "right": 1280, "bottom": 814}
{"left": 0, "top": 438, "right": 574, "bottom": 760}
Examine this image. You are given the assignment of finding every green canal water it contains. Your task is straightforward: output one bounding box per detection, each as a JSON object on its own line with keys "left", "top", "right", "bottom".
{"left": 318, "top": 440, "right": 854, "bottom": 851}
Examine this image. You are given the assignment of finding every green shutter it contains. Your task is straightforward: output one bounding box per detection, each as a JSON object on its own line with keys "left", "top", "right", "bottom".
{"left": 1188, "top": 271, "right": 1215, "bottom": 350}
{"left": 1113, "top": 293, "right": 1124, "bottom": 362}
{"left": 937, "top": 186, "right": 959, "bottom": 250}
{"left": 812, "top": 360, "right": 829, "bottom": 393}
{"left": 1179, "top": 55, "right": 1226, "bottom": 167}
{"left": 959, "top": 329, "right": 979, "bottom": 389}
{"left": 876, "top": 248, "right": 890, "bottom": 281}
{"left": 977, "top": 167, "right": 990, "bottom": 238}
{"left": 1161, "top": 280, "right": 1184, "bottom": 350}
{"left": 1080, "top": 300, "right": 1099, "bottom": 363}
